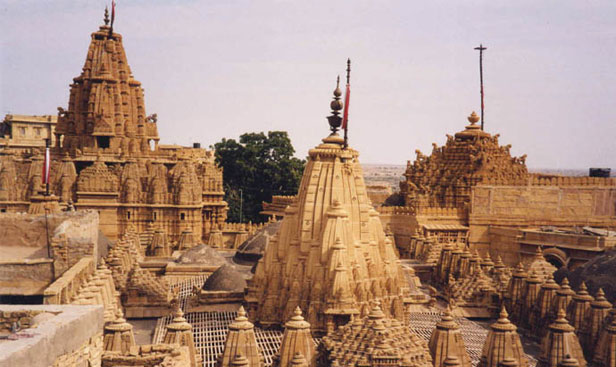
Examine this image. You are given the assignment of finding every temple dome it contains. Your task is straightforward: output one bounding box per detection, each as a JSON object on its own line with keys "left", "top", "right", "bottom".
{"left": 202, "top": 264, "right": 247, "bottom": 292}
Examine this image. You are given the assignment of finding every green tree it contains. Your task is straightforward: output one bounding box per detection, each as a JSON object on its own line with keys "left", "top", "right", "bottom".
{"left": 213, "top": 131, "right": 305, "bottom": 223}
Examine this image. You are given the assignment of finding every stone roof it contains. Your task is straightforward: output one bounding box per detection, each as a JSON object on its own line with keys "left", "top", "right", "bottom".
{"left": 202, "top": 264, "right": 247, "bottom": 292}
{"left": 176, "top": 244, "right": 228, "bottom": 266}
{"left": 233, "top": 221, "right": 281, "bottom": 264}
{"left": 321, "top": 304, "right": 433, "bottom": 367}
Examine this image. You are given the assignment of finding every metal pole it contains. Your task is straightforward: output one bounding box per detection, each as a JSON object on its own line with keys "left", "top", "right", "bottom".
{"left": 45, "top": 207, "right": 51, "bottom": 258}
{"left": 474, "top": 44, "right": 487, "bottom": 131}
{"left": 45, "top": 138, "right": 50, "bottom": 196}
{"left": 343, "top": 58, "right": 351, "bottom": 149}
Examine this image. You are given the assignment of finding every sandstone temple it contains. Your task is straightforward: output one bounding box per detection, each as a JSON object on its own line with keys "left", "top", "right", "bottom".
{"left": 382, "top": 112, "right": 616, "bottom": 268}
{"left": 2, "top": 6, "right": 616, "bottom": 367}
{"left": 0, "top": 12, "right": 227, "bottom": 243}
{"left": 245, "top": 80, "right": 421, "bottom": 334}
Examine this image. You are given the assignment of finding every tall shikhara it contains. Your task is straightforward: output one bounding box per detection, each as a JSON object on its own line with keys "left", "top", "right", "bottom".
{"left": 0, "top": 12, "right": 228, "bottom": 243}
{"left": 245, "top": 79, "right": 412, "bottom": 334}
{"left": 55, "top": 18, "right": 159, "bottom": 155}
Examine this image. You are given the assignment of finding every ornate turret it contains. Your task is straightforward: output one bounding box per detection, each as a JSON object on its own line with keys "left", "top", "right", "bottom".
{"left": 531, "top": 274, "right": 560, "bottom": 338}
{"left": 593, "top": 316, "right": 616, "bottom": 367}
{"left": 428, "top": 307, "right": 472, "bottom": 367}
{"left": 274, "top": 307, "right": 316, "bottom": 367}
{"left": 567, "top": 282, "right": 594, "bottom": 331}
{"left": 55, "top": 13, "right": 159, "bottom": 156}
{"left": 103, "top": 309, "right": 136, "bottom": 353}
{"left": 149, "top": 229, "right": 170, "bottom": 257}
{"left": 520, "top": 270, "right": 542, "bottom": 330}
{"left": 507, "top": 262, "right": 528, "bottom": 320}
{"left": 581, "top": 288, "right": 612, "bottom": 352}
{"left": 245, "top": 78, "right": 413, "bottom": 333}
{"left": 477, "top": 306, "right": 528, "bottom": 367}
{"left": 552, "top": 278, "right": 576, "bottom": 321}
{"left": 320, "top": 303, "right": 432, "bottom": 367}
{"left": 163, "top": 305, "right": 201, "bottom": 367}
{"left": 526, "top": 246, "right": 557, "bottom": 282}
{"left": 218, "top": 307, "right": 264, "bottom": 367}
{"left": 537, "top": 309, "right": 587, "bottom": 367}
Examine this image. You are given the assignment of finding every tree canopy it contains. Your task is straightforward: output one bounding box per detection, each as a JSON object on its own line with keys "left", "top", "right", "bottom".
{"left": 213, "top": 131, "right": 305, "bottom": 223}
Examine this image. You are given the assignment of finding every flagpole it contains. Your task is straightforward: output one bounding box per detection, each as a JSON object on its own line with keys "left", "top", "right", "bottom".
{"left": 109, "top": 0, "right": 116, "bottom": 37}
{"left": 474, "top": 44, "right": 487, "bottom": 131}
{"left": 45, "top": 138, "right": 50, "bottom": 196}
{"left": 343, "top": 59, "right": 351, "bottom": 149}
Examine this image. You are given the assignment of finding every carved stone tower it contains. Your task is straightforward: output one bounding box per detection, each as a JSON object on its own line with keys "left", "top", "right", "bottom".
{"left": 245, "top": 80, "right": 413, "bottom": 333}
{"left": 55, "top": 18, "right": 158, "bottom": 155}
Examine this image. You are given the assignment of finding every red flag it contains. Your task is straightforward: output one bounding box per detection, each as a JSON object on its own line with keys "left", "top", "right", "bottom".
{"left": 42, "top": 146, "right": 50, "bottom": 185}
{"left": 111, "top": 0, "right": 116, "bottom": 27}
{"left": 341, "top": 83, "right": 350, "bottom": 129}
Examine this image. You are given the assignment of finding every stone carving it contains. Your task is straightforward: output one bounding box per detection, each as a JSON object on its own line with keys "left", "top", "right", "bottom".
{"left": 320, "top": 303, "right": 432, "bottom": 367}
{"left": 400, "top": 112, "right": 529, "bottom": 211}
{"left": 218, "top": 306, "right": 264, "bottom": 367}
{"left": 0, "top": 16, "right": 227, "bottom": 242}
{"left": 245, "top": 85, "right": 414, "bottom": 333}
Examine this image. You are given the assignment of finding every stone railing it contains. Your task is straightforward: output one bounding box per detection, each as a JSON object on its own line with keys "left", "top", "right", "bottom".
{"left": 377, "top": 206, "right": 414, "bottom": 216}
{"left": 416, "top": 206, "right": 466, "bottom": 217}
{"left": 530, "top": 175, "right": 616, "bottom": 187}
{"left": 44, "top": 257, "right": 95, "bottom": 305}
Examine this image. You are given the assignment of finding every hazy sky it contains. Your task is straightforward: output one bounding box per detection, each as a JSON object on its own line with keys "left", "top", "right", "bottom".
{"left": 1, "top": 0, "right": 615, "bottom": 169}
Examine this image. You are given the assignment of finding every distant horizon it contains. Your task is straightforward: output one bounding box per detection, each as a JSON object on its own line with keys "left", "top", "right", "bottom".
{"left": 2, "top": 1, "right": 615, "bottom": 170}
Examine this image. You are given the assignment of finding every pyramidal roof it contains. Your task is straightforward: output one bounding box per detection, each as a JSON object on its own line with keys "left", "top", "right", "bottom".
{"left": 245, "top": 78, "right": 412, "bottom": 333}
{"left": 321, "top": 304, "right": 432, "bottom": 367}
{"left": 56, "top": 12, "right": 159, "bottom": 155}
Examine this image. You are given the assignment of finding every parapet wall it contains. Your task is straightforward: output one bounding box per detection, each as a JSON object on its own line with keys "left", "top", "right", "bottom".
{"left": 470, "top": 185, "right": 616, "bottom": 224}
{"left": 0, "top": 210, "right": 100, "bottom": 295}
{"left": 0, "top": 304, "right": 104, "bottom": 367}
{"left": 470, "top": 185, "right": 616, "bottom": 264}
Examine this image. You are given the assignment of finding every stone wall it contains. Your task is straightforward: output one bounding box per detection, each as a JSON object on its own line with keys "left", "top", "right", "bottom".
{"left": 50, "top": 210, "right": 99, "bottom": 276}
{"left": 0, "top": 304, "right": 104, "bottom": 367}
{"left": 52, "top": 333, "right": 103, "bottom": 367}
{"left": 101, "top": 344, "right": 191, "bottom": 367}
{"left": 470, "top": 185, "right": 616, "bottom": 265}
{"left": 0, "top": 210, "right": 100, "bottom": 295}
{"left": 0, "top": 259, "right": 54, "bottom": 295}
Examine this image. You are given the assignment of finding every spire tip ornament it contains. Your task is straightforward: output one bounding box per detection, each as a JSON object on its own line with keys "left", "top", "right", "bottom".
{"left": 327, "top": 76, "right": 343, "bottom": 134}
{"left": 104, "top": 6, "right": 110, "bottom": 25}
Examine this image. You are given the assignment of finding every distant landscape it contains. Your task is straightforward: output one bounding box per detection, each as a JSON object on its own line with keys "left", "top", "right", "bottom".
{"left": 361, "top": 164, "right": 615, "bottom": 192}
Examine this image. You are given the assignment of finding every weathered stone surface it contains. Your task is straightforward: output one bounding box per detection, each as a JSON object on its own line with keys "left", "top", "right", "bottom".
{"left": 202, "top": 264, "right": 247, "bottom": 292}
{"left": 0, "top": 304, "right": 104, "bottom": 367}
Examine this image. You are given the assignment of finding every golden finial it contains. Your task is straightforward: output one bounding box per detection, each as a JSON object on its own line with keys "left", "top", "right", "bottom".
{"left": 104, "top": 6, "right": 110, "bottom": 25}
{"left": 327, "top": 76, "right": 343, "bottom": 134}
{"left": 467, "top": 111, "right": 480, "bottom": 124}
